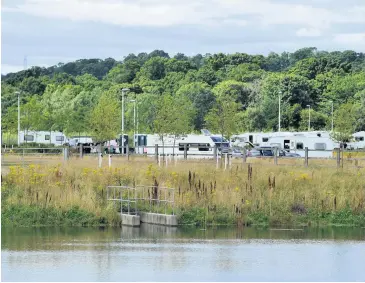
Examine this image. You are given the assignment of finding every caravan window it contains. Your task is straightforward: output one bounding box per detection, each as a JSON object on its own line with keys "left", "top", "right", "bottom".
{"left": 56, "top": 136, "right": 64, "bottom": 142}
{"left": 355, "top": 137, "right": 364, "bottom": 141}
{"left": 24, "top": 135, "right": 34, "bottom": 141}
{"left": 262, "top": 137, "right": 269, "bottom": 142}
{"left": 45, "top": 135, "right": 50, "bottom": 141}
{"left": 198, "top": 143, "right": 210, "bottom": 151}
{"left": 178, "top": 143, "right": 189, "bottom": 151}
{"left": 296, "top": 142, "right": 304, "bottom": 150}
{"left": 314, "top": 143, "right": 326, "bottom": 150}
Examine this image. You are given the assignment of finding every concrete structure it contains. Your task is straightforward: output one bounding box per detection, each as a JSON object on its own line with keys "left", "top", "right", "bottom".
{"left": 139, "top": 212, "right": 178, "bottom": 226}
{"left": 121, "top": 214, "right": 141, "bottom": 227}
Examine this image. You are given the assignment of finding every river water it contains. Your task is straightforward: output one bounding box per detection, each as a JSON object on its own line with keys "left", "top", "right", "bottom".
{"left": 2, "top": 225, "right": 365, "bottom": 282}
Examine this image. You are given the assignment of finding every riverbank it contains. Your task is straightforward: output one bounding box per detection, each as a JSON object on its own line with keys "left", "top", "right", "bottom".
{"left": 2, "top": 157, "right": 365, "bottom": 227}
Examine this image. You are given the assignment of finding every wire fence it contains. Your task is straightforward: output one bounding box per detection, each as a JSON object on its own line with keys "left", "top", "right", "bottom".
{"left": 2, "top": 145, "right": 365, "bottom": 169}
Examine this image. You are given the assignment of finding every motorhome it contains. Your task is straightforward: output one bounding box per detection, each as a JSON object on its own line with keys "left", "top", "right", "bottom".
{"left": 134, "top": 134, "right": 230, "bottom": 158}
{"left": 262, "top": 135, "right": 339, "bottom": 158}
{"left": 19, "top": 131, "right": 67, "bottom": 145}
{"left": 349, "top": 131, "right": 365, "bottom": 149}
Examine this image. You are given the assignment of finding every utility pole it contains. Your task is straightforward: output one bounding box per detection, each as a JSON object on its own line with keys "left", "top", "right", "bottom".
{"left": 307, "top": 104, "right": 311, "bottom": 131}
{"left": 278, "top": 91, "right": 281, "bottom": 132}
{"left": 121, "top": 88, "right": 129, "bottom": 154}
{"left": 331, "top": 101, "right": 334, "bottom": 132}
{"left": 16, "top": 91, "right": 21, "bottom": 146}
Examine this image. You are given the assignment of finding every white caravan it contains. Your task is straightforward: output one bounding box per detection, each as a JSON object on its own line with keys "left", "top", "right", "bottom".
{"left": 232, "top": 131, "right": 331, "bottom": 148}
{"left": 349, "top": 131, "right": 365, "bottom": 149}
{"left": 134, "top": 134, "right": 229, "bottom": 158}
{"left": 68, "top": 136, "right": 94, "bottom": 147}
{"left": 262, "top": 135, "right": 339, "bottom": 158}
{"left": 19, "top": 131, "right": 67, "bottom": 145}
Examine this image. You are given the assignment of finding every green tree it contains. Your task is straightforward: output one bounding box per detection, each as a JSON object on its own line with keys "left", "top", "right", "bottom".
{"left": 332, "top": 103, "right": 358, "bottom": 143}
{"left": 91, "top": 92, "right": 121, "bottom": 142}
{"left": 205, "top": 95, "right": 241, "bottom": 141}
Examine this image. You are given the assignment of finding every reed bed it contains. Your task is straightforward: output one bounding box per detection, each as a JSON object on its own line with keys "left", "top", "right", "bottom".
{"left": 2, "top": 157, "right": 365, "bottom": 227}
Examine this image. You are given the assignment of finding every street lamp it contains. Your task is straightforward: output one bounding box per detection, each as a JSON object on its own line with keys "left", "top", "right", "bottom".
{"left": 15, "top": 91, "right": 21, "bottom": 146}
{"left": 331, "top": 101, "right": 334, "bottom": 132}
{"left": 307, "top": 105, "right": 311, "bottom": 131}
{"left": 278, "top": 91, "right": 282, "bottom": 132}
{"left": 121, "top": 88, "right": 130, "bottom": 154}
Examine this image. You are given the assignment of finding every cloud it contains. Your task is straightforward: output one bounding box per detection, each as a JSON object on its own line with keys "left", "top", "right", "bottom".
{"left": 4, "top": 0, "right": 365, "bottom": 30}
{"left": 296, "top": 28, "right": 322, "bottom": 37}
{"left": 333, "top": 33, "right": 365, "bottom": 45}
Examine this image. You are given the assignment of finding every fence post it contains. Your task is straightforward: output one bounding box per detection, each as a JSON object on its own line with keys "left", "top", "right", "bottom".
{"left": 242, "top": 148, "right": 247, "bottom": 165}
{"left": 79, "top": 144, "right": 83, "bottom": 159}
{"left": 213, "top": 145, "right": 217, "bottom": 159}
{"left": 126, "top": 144, "right": 130, "bottom": 161}
{"left": 304, "top": 147, "right": 309, "bottom": 167}
{"left": 216, "top": 146, "right": 219, "bottom": 169}
{"left": 63, "top": 147, "right": 69, "bottom": 162}
{"left": 98, "top": 152, "right": 102, "bottom": 168}
{"left": 108, "top": 154, "right": 112, "bottom": 167}
{"left": 224, "top": 153, "right": 228, "bottom": 170}
{"left": 336, "top": 147, "right": 341, "bottom": 168}
{"left": 155, "top": 144, "right": 159, "bottom": 164}
{"left": 274, "top": 148, "right": 278, "bottom": 165}
{"left": 184, "top": 144, "right": 188, "bottom": 160}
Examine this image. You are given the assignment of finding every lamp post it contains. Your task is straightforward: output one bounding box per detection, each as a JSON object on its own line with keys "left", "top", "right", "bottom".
{"left": 307, "top": 104, "right": 311, "bottom": 131}
{"left": 278, "top": 91, "right": 281, "bottom": 132}
{"left": 331, "top": 101, "right": 334, "bottom": 132}
{"left": 130, "top": 99, "right": 136, "bottom": 148}
{"left": 15, "top": 91, "right": 21, "bottom": 146}
{"left": 121, "top": 88, "right": 130, "bottom": 154}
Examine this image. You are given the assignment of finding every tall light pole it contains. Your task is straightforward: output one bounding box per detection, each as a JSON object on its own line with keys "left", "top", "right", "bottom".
{"left": 16, "top": 91, "right": 21, "bottom": 146}
{"left": 331, "top": 101, "right": 334, "bottom": 132}
{"left": 130, "top": 99, "right": 136, "bottom": 148}
{"left": 307, "top": 104, "right": 311, "bottom": 131}
{"left": 278, "top": 91, "right": 281, "bottom": 132}
{"left": 121, "top": 88, "right": 130, "bottom": 154}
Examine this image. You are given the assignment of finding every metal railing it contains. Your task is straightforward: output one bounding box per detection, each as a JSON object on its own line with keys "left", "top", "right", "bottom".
{"left": 106, "top": 185, "right": 175, "bottom": 216}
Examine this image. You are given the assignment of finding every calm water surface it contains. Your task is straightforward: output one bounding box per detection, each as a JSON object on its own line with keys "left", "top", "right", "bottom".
{"left": 2, "top": 225, "right": 365, "bottom": 282}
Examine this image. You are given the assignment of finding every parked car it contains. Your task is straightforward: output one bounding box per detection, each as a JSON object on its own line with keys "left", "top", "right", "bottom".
{"left": 279, "top": 150, "right": 301, "bottom": 158}
{"left": 247, "top": 148, "right": 274, "bottom": 157}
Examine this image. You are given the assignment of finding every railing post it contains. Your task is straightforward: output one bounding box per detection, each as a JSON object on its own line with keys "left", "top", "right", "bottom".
{"left": 305, "top": 147, "right": 309, "bottom": 167}
{"left": 274, "top": 147, "right": 278, "bottom": 165}
{"left": 155, "top": 144, "right": 159, "bottom": 163}
{"left": 127, "top": 144, "right": 130, "bottom": 161}
{"left": 184, "top": 144, "right": 188, "bottom": 160}
{"left": 79, "top": 144, "right": 83, "bottom": 159}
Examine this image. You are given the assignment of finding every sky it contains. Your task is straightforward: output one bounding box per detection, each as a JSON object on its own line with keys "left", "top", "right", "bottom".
{"left": 1, "top": 0, "right": 365, "bottom": 74}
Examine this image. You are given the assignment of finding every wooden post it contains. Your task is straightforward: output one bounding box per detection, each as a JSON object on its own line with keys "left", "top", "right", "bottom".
{"left": 155, "top": 144, "right": 159, "bottom": 164}
{"left": 79, "top": 144, "right": 83, "bottom": 159}
{"left": 63, "top": 147, "right": 69, "bottom": 162}
{"left": 126, "top": 144, "right": 130, "bottom": 161}
{"left": 224, "top": 153, "right": 228, "bottom": 170}
{"left": 336, "top": 147, "right": 341, "bottom": 168}
{"left": 184, "top": 144, "right": 188, "bottom": 160}
{"left": 108, "top": 154, "right": 112, "bottom": 167}
{"left": 98, "top": 152, "right": 102, "bottom": 168}
{"left": 304, "top": 147, "right": 309, "bottom": 167}
{"left": 274, "top": 147, "right": 278, "bottom": 165}
{"left": 242, "top": 148, "right": 247, "bottom": 165}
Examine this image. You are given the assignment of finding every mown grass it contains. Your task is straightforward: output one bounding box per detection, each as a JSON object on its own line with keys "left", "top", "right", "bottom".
{"left": 2, "top": 156, "right": 365, "bottom": 227}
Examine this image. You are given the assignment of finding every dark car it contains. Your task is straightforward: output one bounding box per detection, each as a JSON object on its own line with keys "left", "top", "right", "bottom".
{"left": 279, "top": 150, "right": 301, "bottom": 158}
{"left": 247, "top": 148, "right": 274, "bottom": 157}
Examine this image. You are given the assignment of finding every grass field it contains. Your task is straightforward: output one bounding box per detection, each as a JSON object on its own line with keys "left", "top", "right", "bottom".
{"left": 2, "top": 155, "right": 365, "bottom": 227}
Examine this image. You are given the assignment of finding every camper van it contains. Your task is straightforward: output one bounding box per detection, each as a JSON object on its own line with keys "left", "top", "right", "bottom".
{"left": 19, "top": 131, "right": 67, "bottom": 145}
{"left": 134, "top": 134, "right": 230, "bottom": 158}
{"left": 262, "top": 135, "right": 339, "bottom": 158}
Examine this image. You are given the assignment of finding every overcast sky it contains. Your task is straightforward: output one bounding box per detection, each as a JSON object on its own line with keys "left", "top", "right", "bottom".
{"left": 2, "top": 0, "right": 365, "bottom": 74}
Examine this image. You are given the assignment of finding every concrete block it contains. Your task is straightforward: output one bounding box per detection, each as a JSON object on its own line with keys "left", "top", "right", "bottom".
{"left": 139, "top": 212, "right": 178, "bottom": 226}
{"left": 121, "top": 214, "right": 140, "bottom": 227}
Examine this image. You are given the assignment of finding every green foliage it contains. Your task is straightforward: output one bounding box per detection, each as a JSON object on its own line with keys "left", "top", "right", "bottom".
{"left": 91, "top": 92, "right": 121, "bottom": 142}
{"left": 332, "top": 103, "right": 358, "bottom": 142}
{"left": 2, "top": 47, "right": 365, "bottom": 137}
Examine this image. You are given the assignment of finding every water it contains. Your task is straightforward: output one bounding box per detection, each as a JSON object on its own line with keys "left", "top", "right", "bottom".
{"left": 2, "top": 225, "right": 365, "bottom": 282}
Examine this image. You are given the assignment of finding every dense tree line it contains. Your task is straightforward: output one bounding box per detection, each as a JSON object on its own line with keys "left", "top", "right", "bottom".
{"left": 2, "top": 47, "right": 365, "bottom": 143}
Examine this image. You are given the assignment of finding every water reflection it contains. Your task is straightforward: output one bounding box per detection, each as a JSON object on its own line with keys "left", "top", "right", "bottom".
{"left": 2, "top": 225, "right": 365, "bottom": 282}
